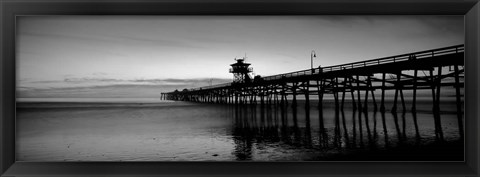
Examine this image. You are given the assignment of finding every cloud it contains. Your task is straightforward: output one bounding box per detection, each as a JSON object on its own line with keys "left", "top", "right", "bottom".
{"left": 92, "top": 72, "right": 108, "bottom": 76}
{"left": 63, "top": 77, "right": 122, "bottom": 83}
{"left": 17, "top": 83, "right": 221, "bottom": 99}
{"left": 17, "top": 77, "right": 233, "bottom": 98}
{"left": 17, "top": 84, "right": 169, "bottom": 98}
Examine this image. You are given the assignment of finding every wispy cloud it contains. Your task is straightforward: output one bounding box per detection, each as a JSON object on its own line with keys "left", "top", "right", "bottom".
{"left": 17, "top": 76, "right": 232, "bottom": 98}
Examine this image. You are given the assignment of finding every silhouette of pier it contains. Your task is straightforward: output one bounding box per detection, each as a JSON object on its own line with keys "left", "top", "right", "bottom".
{"left": 162, "top": 44, "right": 465, "bottom": 140}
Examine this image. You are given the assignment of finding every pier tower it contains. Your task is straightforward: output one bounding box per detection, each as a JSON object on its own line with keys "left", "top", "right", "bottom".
{"left": 229, "top": 57, "right": 252, "bottom": 83}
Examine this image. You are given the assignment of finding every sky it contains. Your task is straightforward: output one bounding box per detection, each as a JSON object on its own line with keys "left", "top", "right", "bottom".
{"left": 16, "top": 16, "right": 464, "bottom": 99}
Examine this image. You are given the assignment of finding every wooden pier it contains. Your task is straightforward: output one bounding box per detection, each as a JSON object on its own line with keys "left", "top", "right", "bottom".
{"left": 162, "top": 44, "right": 465, "bottom": 139}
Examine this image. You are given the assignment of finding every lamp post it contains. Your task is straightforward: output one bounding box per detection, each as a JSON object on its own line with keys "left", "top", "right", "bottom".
{"left": 311, "top": 50, "right": 317, "bottom": 74}
{"left": 311, "top": 50, "right": 317, "bottom": 69}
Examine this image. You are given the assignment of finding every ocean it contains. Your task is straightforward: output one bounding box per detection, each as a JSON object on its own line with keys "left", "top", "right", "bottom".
{"left": 16, "top": 98, "right": 464, "bottom": 161}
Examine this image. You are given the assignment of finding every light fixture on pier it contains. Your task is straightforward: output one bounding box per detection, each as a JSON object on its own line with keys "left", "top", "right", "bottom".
{"left": 311, "top": 50, "right": 317, "bottom": 73}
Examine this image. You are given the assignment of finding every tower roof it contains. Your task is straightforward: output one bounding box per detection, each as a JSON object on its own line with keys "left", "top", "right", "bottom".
{"left": 230, "top": 58, "right": 251, "bottom": 66}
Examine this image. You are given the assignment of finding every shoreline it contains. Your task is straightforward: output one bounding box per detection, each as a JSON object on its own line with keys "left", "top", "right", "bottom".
{"left": 16, "top": 99, "right": 462, "bottom": 112}
{"left": 16, "top": 98, "right": 459, "bottom": 104}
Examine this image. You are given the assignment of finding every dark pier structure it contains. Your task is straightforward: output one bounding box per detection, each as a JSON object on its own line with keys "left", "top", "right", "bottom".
{"left": 162, "top": 45, "right": 465, "bottom": 139}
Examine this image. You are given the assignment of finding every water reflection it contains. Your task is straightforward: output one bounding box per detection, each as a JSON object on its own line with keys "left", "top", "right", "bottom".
{"left": 232, "top": 105, "right": 253, "bottom": 160}
{"left": 411, "top": 111, "right": 421, "bottom": 143}
{"left": 391, "top": 111, "right": 404, "bottom": 144}
{"left": 231, "top": 100, "right": 462, "bottom": 160}
{"left": 381, "top": 111, "right": 390, "bottom": 148}
{"left": 318, "top": 103, "right": 329, "bottom": 148}
{"left": 340, "top": 110, "right": 350, "bottom": 147}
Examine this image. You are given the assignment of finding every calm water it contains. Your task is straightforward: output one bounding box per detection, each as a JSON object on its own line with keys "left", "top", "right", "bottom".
{"left": 16, "top": 99, "right": 463, "bottom": 161}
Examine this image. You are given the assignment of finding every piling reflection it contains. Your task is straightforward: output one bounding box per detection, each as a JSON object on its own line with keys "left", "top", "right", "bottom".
{"left": 340, "top": 109, "right": 350, "bottom": 147}
{"left": 401, "top": 111, "right": 407, "bottom": 140}
{"left": 318, "top": 103, "right": 329, "bottom": 148}
{"left": 391, "top": 111, "right": 404, "bottom": 144}
{"left": 411, "top": 111, "right": 421, "bottom": 143}
{"left": 357, "top": 108, "right": 364, "bottom": 147}
{"left": 333, "top": 104, "right": 341, "bottom": 148}
{"left": 363, "top": 110, "right": 374, "bottom": 148}
{"left": 372, "top": 111, "right": 379, "bottom": 147}
{"left": 231, "top": 99, "right": 457, "bottom": 160}
{"left": 380, "top": 111, "right": 390, "bottom": 148}
{"left": 232, "top": 104, "right": 253, "bottom": 160}
{"left": 304, "top": 104, "right": 313, "bottom": 147}
{"left": 348, "top": 108, "right": 355, "bottom": 149}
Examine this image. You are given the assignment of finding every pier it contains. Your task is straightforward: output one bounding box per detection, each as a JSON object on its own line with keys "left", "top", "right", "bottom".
{"left": 162, "top": 44, "right": 465, "bottom": 139}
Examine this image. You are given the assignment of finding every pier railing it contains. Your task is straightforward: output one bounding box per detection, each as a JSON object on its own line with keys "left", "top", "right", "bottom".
{"left": 180, "top": 44, "right": 464, "bottom": 92}
{"left": 262, "top": 44, "right": 464, "bottom": 81}
{"left": 187, "top": 82, "right": 232, "bottom": 91}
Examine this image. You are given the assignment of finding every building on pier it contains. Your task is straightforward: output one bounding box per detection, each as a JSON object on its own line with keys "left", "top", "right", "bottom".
{"left": 229, "top": 57, "right": 253, "bottom": 84}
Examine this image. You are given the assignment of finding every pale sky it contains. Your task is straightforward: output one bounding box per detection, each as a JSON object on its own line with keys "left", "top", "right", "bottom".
{"left": 16, "top": 16, "right": 463, "bottom": 98}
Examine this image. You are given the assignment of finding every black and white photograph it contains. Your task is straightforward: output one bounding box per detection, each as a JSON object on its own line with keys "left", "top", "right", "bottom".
{"left": 16, "top": 15, "right": 464, "bottom": 161}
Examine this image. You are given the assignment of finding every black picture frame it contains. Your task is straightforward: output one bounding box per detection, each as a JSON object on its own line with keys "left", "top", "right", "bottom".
{"left": 1, "top": 0, "right": 479, "bottom": 176}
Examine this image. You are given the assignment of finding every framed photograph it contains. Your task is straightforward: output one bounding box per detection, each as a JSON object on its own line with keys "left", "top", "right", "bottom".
{"left": 1, "top": 0, "right": 479, "bottom": 176}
